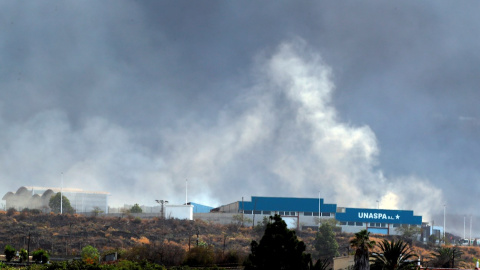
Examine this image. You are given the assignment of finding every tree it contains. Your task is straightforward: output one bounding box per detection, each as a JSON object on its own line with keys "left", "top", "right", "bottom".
{"left": 49, "top": 192, "right": 75, "bottom": 214}
{"left": 232, "top": 214, "right": 252, "bottom": 227}
{"left": 395, "top": 225, "right": 420, "bottom": 241}
{"left": 430, "top": 247, "right": 463, "bottom": 268}
{"left": 32, "top": 249, "right": 50, "bottom": 263}
{"left": 254, "top": 216, "right": 270, "bottom": 233}
{"left": 370, "top": 239, "right": 417, "bottom": 270}
{"left": 350, "top": 230, "right": 376, "bottom": 270}
{"left": 92, "top": 207, "right": 104, "bottom": 217}
{"left": 427, "top": 234, "right": 438, "bottom": 247}
{"left": 81, "top": 245, "right": 100, "bottom": 264}
{"left": 244, "top": 214, "right": 311, "bottom": 270}
{"left": 19, "top": 248, "right": 28, "bottom": 262}
{"left": 314, "top": 223, "right": 339, "bottom": 260}
{"left": 130, "top": 203, "right": 143, "bottom": 213}
{"left": 4, "top": 244, "right": 15, "bottom": 262}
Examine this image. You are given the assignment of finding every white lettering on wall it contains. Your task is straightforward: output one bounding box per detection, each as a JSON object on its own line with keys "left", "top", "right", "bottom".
{"left": 358, "top": 212, "right": 397, "bottom": 220}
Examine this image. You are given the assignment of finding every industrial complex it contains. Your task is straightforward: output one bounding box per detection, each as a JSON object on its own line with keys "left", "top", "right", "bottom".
{"left": 205, "top": 196, "right": 423, "bottom": 235}
{"left": 3, "top": 186, "right": 428, "bottom": 236}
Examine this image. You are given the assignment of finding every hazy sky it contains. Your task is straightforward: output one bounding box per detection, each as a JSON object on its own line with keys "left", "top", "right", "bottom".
{"left": 1, "top": 2, "right": 479, "bottom": 235}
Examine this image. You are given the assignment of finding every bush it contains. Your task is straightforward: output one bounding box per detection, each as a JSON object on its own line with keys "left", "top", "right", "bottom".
{"left": 6, "top": 208, "right": 16, "bottom": 216}
{"left": 115, "top": 260, "right": 167, "bottom": 270}
{"left": 221, "top": 250, "right": 242, "bottom": 265}
{"left": 130, "top": 203, "right": 143, "bottom": 214}
{"left": 81, "top": 245, "right": 100, "bottom": 264}
{"left": 4, "top": 244, "right": 15, "bottom": 262}
{"left": 184, "top": 246, "right": 215, "bottom": 267}
{"left": 19, "top": 248, "right": 28, "bottom": 262}
{"left": 132, "top": 217, "right": 142, "bottom": 224}
{"left": 32, "top": 249, "right": 50, "bottom": 263}
{"left": 21, "top": 208, "right": 41, "bottom": 215}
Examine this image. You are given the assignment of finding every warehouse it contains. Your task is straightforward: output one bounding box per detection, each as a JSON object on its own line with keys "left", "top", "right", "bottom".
{"left": 213, "top": 196, "right": 422, "bottom": 235}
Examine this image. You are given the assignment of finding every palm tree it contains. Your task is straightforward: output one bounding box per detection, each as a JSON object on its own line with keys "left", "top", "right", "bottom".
{"left": 350, "top": 230, "right": 376, "bottom": 270}
{"left": 429, "top": 247, "right": 463, "bottom": 268}
{"left": 370, "top": 239, "right": 418, "bottom": 270}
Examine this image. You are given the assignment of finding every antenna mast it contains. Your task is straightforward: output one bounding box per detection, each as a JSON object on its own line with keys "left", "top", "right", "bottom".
{"left": 61, "top": 172, "right": 63, "bottom": 214}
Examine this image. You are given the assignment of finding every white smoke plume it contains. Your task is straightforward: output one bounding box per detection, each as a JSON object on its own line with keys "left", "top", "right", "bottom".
{"left": 156, "top": 39, "right": 443, "bottom": 219}
{"left": 0, "top": 39, "right": 442, "bottom": 220}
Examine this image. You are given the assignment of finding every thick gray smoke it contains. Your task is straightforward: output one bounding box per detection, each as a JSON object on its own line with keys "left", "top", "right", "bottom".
{"left": 153, "top": 40, "right": 443, "bottom": 219}
{"left": 7, "top": 2, "right": 480, "bottom": 233}
{"left": 0, "top": 39, "right": 441, "bottom": 221}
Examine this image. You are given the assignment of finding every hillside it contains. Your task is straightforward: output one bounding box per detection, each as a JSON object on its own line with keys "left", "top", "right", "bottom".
{"left": 1, "top": 211, "right": 479, "bottom": 268}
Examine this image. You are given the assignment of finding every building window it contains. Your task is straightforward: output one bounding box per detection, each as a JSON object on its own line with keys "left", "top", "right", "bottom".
{"left": 278, "top": 211, "right": 285, "bottom": 215}
{"left": 322, "top": 212, "right": 331, "bottom": 217}
{"left": 347, "top": 222, "right": 355, "bottom": 226}
{"left": 355, "top": 222, "right": 363, "bottom": 226}
{"left": 253, "top": 210, "right": 262, "bottom": 215}
{"left": 313, "top": 212, "right": 319, "bottom": 216}
{"left": 244, "top": 210, "right": 252, "bottom": 214}
{"left": 289, "top": 211, "right": 296, "bottom": 216}
{"left": 340, "top": 221, "right": 347, "bottom": 225}
{"left": 393, "top": 224, "right": 400, "bottom": 227}
{"left": 304, "top": 212, "right": 313, "bottom": 216}
{"left": 263, "top": 211, "right": 271, "bottom": 215}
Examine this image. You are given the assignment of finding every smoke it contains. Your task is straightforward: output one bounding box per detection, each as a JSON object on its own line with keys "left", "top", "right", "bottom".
{"left": 0, "top": 39, "right": 442, "bottom": 220}
{"left": 154, "top": 39, "right": 443, "bottom": 219}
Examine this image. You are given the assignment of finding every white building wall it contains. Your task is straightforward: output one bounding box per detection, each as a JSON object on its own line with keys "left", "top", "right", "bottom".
{"left": 65, "top": 192, "right": 108, "bottom": 213}
{"left": 6, "top": 187, "right": 109, "bottom": 214}
{"left": 165, "top": 205, "right": 193, "bottom": 220}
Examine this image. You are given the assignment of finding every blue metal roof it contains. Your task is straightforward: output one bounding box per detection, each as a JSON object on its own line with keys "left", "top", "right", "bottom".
{"left": 335, "top": 208, "right": 422, "bottom": 225}
{"left": 234, "top": 196, "right": 423, "bottom": 225}
{"left": 238, "top": 196, "right": 337, "bottom": 213}
{"left": 189, "top": 202, "right": 214, "bottom": 213}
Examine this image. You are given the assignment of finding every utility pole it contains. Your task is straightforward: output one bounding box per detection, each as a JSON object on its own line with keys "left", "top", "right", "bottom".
{"left": 27, "top": 231, "right": 31, "bottom": 263}
{"left": 470, "top": 215, "right": 473, "bottom": 245}
{"left": 318, "top": 191, "right": 321, "bottom": 226}
{"left": 241, "top": 197, "right": 244, "bottom": 227}
{"left": 61, "top": 172, "right": 63, "bottom": 214}
{"left": 443, "top": 204, "right": 446, "bottom": 243}
{"left": 155, "top": 200, "right": 168, "bottom": 219}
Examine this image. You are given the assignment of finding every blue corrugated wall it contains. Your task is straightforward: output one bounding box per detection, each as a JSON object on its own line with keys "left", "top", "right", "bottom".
{"left": 238, "top": 196, "right": 337, "bottom": 213}
{"left": 189, "top": 202, "right": 214, "bottom": 213}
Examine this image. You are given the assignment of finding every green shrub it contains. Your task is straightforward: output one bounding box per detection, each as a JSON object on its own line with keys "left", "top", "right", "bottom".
{"left": 81, "top": 245, "right": 100, "bottom": 264}
{"left": 183, "top": 246, "right": 215, "bottom": 267}
{"left": 4, "top": 244, "right": 15, "bottom": 262}
{"left": 19, "top": 248, "right": 28, "bottom": 262}
{"left": 32, "top": 249, "right": 50, "bottom": 263}
{"left": 132, "top": 217, "right": 142, "bottom": 224}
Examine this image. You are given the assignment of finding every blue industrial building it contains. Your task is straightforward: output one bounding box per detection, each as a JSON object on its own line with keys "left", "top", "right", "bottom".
{"left": 335, "top": 207, "right": 422, "bottom": 234}
{"left": 215, "top": 196, "right": 423, "bottom": 235}
{"left": 238, "top": 196, "right": 337, "bottom": 215}
{"left": 188, "top": 202, "right": 214, "bottom": 213}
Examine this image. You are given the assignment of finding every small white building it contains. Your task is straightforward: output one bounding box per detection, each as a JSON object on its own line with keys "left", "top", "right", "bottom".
{"left": 165, "top": 204, "right": 194, "bottom": 220}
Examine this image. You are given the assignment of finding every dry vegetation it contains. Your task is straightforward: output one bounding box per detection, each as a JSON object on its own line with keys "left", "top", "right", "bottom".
{"left": 1, "top": 210, "right": 479, "bottom": 268}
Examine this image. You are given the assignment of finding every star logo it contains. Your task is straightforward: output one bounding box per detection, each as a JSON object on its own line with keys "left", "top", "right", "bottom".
{"left": 396, "top": 214, "right": 400, "bottom": 219}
